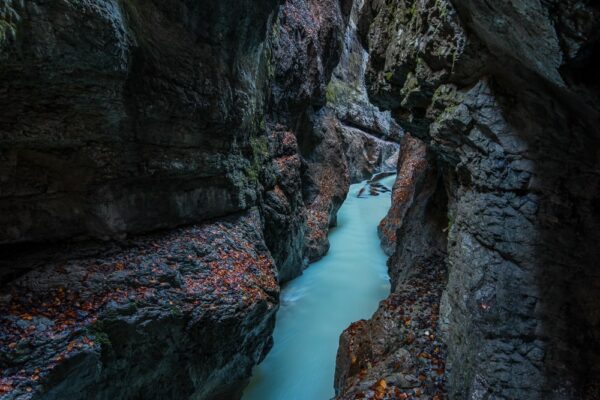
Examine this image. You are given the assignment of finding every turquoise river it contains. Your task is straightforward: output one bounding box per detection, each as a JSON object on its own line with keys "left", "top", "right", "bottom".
{"left": 242, "top": 175, "right": 396, "bottom": 400}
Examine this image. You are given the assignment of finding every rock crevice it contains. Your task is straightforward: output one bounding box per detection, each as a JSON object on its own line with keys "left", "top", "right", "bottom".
{"left": 336, "top": 0, "right": 600, "bottom": 398}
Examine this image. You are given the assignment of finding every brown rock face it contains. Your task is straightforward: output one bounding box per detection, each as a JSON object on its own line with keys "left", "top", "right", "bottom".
{"left": 378, "top": 134, "right": 429, "bottom": 256}
{"left": 337, "top": 0, "right": 600, "bottom": 399}
{"left": 302, "top": 111, "right": 351, "bottom": 262}
{"left": 335, "top": 260, "right": 448, "bottom": 400}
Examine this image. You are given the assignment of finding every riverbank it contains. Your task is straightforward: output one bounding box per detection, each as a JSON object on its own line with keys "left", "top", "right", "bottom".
{"left": 242, "top": 175, "right": 396, "bottom": 400}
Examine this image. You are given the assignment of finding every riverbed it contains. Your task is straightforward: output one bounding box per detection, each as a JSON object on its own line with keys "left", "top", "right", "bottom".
{"left": 242, "top": 175, "right": 396, "bottom": 400}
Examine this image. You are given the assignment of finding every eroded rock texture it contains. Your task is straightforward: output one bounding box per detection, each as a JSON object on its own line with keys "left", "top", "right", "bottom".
{"left": 0, "top": 0, "right": 350, "bottom": 398}
{"left": 336, "top": 133, "right": 449, "bottom": 400}
{"left": 0, "top": 210, "right": 279, "bottom": 400}
{"left": 326, "top": 0, "right": 402, "bottom": 184}
{"left": 338, "top": 0, "right": 600, "bottom": 399}
{"left": 262, "top": 0, "right": 350, "bottom": 267}
{"left": 301, "top": 0, "right": 404, "bottom": 261}
{"left": 0, "top": 0, "right": 276, "bottom": 246}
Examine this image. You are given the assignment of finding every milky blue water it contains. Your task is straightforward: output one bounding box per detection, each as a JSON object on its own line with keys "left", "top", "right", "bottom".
{"left": 242, "top": 175, "right": 396, "bottom": 400}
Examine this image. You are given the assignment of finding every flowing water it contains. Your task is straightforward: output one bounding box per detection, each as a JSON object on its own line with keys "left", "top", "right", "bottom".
{"left": 242, "top": 175, "right": 396, "bottom": 400}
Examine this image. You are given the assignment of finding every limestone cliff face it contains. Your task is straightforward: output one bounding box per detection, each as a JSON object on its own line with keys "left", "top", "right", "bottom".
{"left": 262, "top": 0, "right": 349, "bottom": 275}
{"left": 302, "top": 0, "right": 404, "bottom": 261}
{"left": 0, "top": 0, "right": 277, "bottom": 246}
{"left": 337, "top": 0, "right": 600, "bottom": 399}
{"left": 0, "top": 0, "right": 349, "bottom": 398}
{"left": 326, "top": 0, "right": 402, "bottom": 184}
{"left": 0, "top": 0, "right": 350, "bottom": 283}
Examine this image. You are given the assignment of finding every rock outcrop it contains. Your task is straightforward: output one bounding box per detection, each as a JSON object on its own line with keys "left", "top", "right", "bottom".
{"left": 301, "top": 0, "right": 404, "bottom": 262}
{"left": 0, "top": 210, "right": 279, "bottom": 400}
{"left": 0, "top": 0, "right": 276, "bottom": 247}
{"left": 338, "top": 0, "right": 600, "bottom": 399}
{"left": 336, "top": 133, "right": 449, "bottom": 400}
{"left": 0, "top": 0, "right": 350, "bottom": 398}
{"left": 377, "top": 135, "right": 430, "bottom": 256}
{"left": 325, "top": 0, "right": 402, "bottom": 184}
{"left": 261, "top": 0, "right": 349, "bottom": 270}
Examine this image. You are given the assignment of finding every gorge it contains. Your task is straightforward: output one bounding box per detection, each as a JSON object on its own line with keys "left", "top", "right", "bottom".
{"left": 243, "top": 176, "right": 395, "bottom": 400}
{"left": 1, "top": 0, "right": 599, "bottom": 399}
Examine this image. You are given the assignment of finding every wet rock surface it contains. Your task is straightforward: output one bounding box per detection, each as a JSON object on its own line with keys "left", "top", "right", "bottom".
{"left": 377, "top": 135, "right": 429, "bottom": 256}
{"left": 3, "top": 0, "right": 600, "bottom": 398}
{"left": 337, "top": 133, "right": 449, "bottom": 400}
{"left": 335, "top": 259, "right": 447, "bottom": 400}
{"left": 0, "top": 0, "right": 351, "bottom": 397}
{"left": 0, "top": 210, "right": 278, "bottom": 400}
{"left": 325, "top": 0, "right": 402, "bottom": 184}
{"left": 301, "top": 109, "right": 353, "bottom": 263}
{"left": 0, "top": 0, "right": 277, "bottom": 246}
{"left": 0, "top": 0, "right": 350, "bottom": 284}
{"left": 340, "top": 0, "right": 600, "bottom": 398}
{"left": 301, "top": 0, "right": 404, "bottom": 262}
{"left": 263, "top": 0, "right": 350, "bottom": 271}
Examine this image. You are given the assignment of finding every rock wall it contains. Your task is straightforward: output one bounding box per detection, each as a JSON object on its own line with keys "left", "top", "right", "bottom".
{"left": 336, "top": 134, "right": 449, "bottom": 399}
{"left": 0, "top": 0, "right": 351, "bottom": 283}
{"left": 0, "top": 0, "right": 351, "bottom": 398}
{"left": 326, "top": 0, "right": 402, "bottom": 184}
{"left": 0, "top": 0, "right": 276, "bottom": 246}
{"left": 338, "top": 0, "right": 600, "bottom": 398}
{"left": 302, "top": 0, "right": 404, "bottom": 261}
{"left": 0, "top": 209, "right": 279, "bottom": 400}
{"left": 261, "top": 0, "right": 349, "bottom": 272}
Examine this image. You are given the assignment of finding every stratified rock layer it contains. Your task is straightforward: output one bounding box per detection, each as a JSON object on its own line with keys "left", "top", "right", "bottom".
{"left": 338, "top": 0, "right": 600, "bottom": 398}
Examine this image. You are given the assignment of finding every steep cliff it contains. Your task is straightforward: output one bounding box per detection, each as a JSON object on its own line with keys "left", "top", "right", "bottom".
{"left": 337, "top": 0, "right": 600, "bottom": 399}
{"left": 302, "top": 0, "right": 403, "bottom": 261}
{"left": 0, "top": 0, "right": 349, "bottom": 398}
{"left": 261, "top": 0, "right": 349, "bottom": 272}
{"left": 0, "top": 0, "right": 275, "bottom": 247}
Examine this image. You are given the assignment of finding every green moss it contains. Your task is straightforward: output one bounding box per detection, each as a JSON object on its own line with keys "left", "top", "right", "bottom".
{"left": 325, "top": 79, "right": 360, "bottom": 104}
{"left": 264, "top": 15, "right": 281, "bottom": 80}
{"left": 169, "top": 305, "right": 183, "bottom": 317}
{"left": 271, "top": 16, "right": 281, "bottom": 39}
{"left": 85, "top": 322, "right": 112, "bottom": 348}
{"left": 434, "top": 0, "right": 449, "bottom": 19}
{"left": 0, "top": 19, "right": 16, "bottom": 47}
{"left": 407, "top": 3, "right": 418, "bottom": 18}
{"left": 384, "top": 71, "right": 394, "bottom": 82}
{"left": 446, "top": 212, "right": 455, "bottom": 232}
{"left": 245, "top": 136, "right": 269, "bottom": 183}
{"left": 251, "top": 136, "right": 269, "bottom": 159}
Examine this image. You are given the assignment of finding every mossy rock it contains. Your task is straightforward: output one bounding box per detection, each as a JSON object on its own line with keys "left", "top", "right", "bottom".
{"left": 325, "top": 79, "right": 361, "bottom": 104}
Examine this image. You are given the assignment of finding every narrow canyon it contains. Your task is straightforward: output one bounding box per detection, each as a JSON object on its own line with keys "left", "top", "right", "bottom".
{"left": 0, "top": 0, "right": 598, "bottom": 399}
